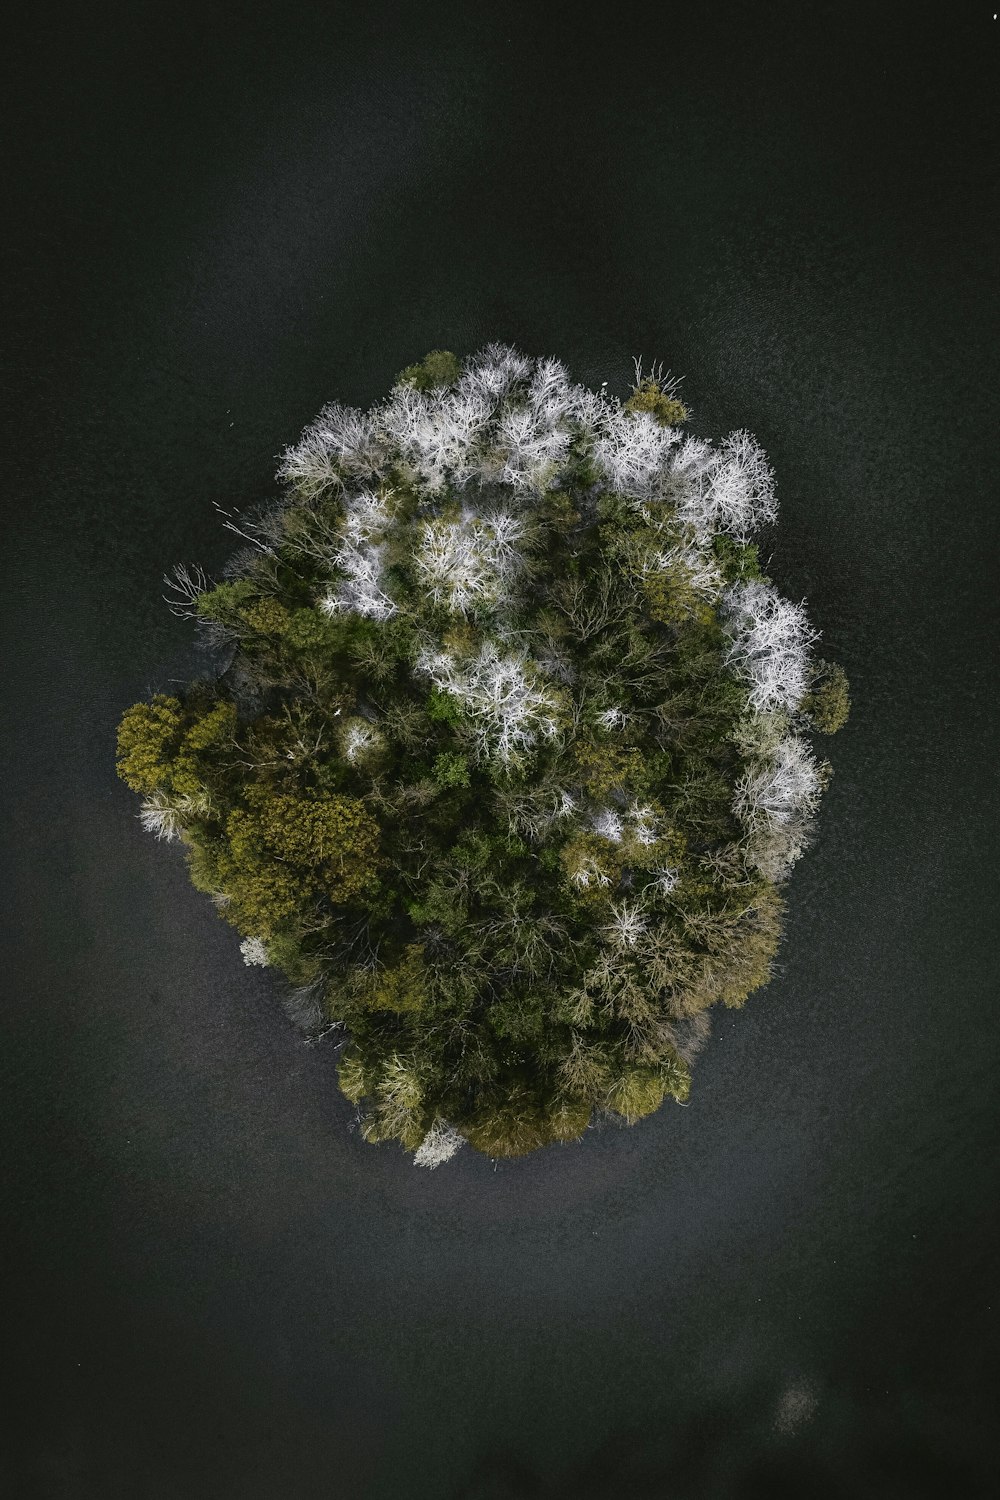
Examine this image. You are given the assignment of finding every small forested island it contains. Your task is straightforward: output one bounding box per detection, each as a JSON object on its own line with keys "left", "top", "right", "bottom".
{"left": 117, "top": 347, "right": 848, "bottom": 1165}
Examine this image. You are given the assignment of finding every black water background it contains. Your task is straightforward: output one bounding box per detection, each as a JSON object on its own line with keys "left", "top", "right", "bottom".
{"left": 2, "top": 3, "right": 998, "bottom": 1495}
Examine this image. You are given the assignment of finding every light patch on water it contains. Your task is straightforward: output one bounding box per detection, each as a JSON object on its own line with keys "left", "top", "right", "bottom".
{"left": 773, "top": 1378, "right": 819, "bottom": 1436}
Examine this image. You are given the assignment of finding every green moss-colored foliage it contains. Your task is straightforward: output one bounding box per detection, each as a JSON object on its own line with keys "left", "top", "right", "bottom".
{"left": 396, "top": 349, "right": 461, "bottom": 391}
{"left": 606, "top": 1063, "right": 688, "bottom": 1123}
{"left": 116, "top": 694, "right": 237, "bottom": 797}
{"left": 227, "top": 790, "right": 379, "bottom": 923}
{"left": 185, "top": 786, "right": 380, "bottom": 942}
{"left": 432, "top": 751, "right": 471, "bottom": 789}
{"left": 116, "top": 696, "right": 185, "bottom": 794}
{"left": 803, "top": 659, "right": 851, "bottom": 734}
{"left": 711, "top": 535, "right": 764, "bottom": 584}
{"left": 641, "top": 562, "right": 716, "bottom": 628}
{"left": 117, "top": 347, "right": 847, "bottom": 1162}
{"left": 349, "top": 944, "right": 430, "bottom": 1014}
{"left": 624, "top": 377, "right": 690, "bottom": 427}
{"left": 195, "top": 580, "right": 258, "bottom": 627}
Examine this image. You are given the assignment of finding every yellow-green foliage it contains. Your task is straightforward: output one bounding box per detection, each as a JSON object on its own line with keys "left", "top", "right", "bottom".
{"left": 396, "top": 349, "right": 461, "bottom": 391}
{"left": 337, "top": 1051, "right": 367, "bottom": 1105}
{"left": 195, "top": 580, "right": 257, "bottom": 626}
{"left": 235, "top": 787, "right": 377, "bottom": 897}
{"left": 197, "top": 586, "right": 344, "bottom": 661}
{"left": 572, "top": 739, "right": 649, "bottom": 798}
{"left": 168, "top": 700, "right": 238, "bottom": 795}
{"left": 355, "top": 944, "right": 430, "bottom": 1014}
{"left": 712, "top": 535, "right": 764, "bottom": 584}
{"left": 432, "top": 751, "right": 471, "bottom": 789}
{"left": 558, "top": 831, "right": 618, "bottom": 900}
{"left": 183, "top": 700, "right": 237, "bottom": 753}
{"left": 642, "top": 563, "right": 716, "bottom": 628}
{"left": 241, "top": 597, "right": 292, "bottom": 636}
{"left": 116, "top": 696, "right": 184, "bottom": 794}
{"left": 624, "top": 378, "right": 690, "bottom": 427}
{"left": 804, "top": 659, "right": 851, "bottom": 734}
{"left": 606, "top": 1067, "right": 668, "bottom": 1121}
{"left": 557, "top": 818, "right": 685, "bottom": 907}
{"left": 607, "top": 1059, "right": 690, "bottom": 1121}
{"left": 285, "top": 607, "right": 344, "bottom": 654}
{"left": 183, "top": 787, "right": 382, "bottom": 942}
{"left": 666, "top": 881, "right": 785, "bottom": 1012}
{"left": 544, "top": 1097, "right": 593, "bottom": 1143}
{"left": 361, "top": 1053, "right": 426, "bottom": 1148}
{"left": 116, "top": 695, "right": 236, "bottom": 797}
{"left": 240, "top": 788, "right": 378, "bottom": 885}
{"left": 630, "top": 823, "right": 687, "bottom": 873}
{"left": 463, "top": 1090, "right": 591, "bottom": 1157}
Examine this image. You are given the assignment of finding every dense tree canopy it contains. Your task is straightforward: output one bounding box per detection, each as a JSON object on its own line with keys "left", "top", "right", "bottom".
{"left": 117, "top": 347, "right": 847, "bottom": 1165}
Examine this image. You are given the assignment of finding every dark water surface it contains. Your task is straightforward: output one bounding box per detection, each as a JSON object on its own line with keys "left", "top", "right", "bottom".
{"left": 3, "top": 3, "right": 998, "bottom": 1495}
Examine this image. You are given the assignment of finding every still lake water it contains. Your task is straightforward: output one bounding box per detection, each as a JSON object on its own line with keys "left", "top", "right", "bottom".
{"left": 2, "top": 3, "right": 997, "bottom": 1494}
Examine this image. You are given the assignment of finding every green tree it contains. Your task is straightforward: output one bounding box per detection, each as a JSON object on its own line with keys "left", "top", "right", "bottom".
{"left": 396, "top": 349, "right": 461, "bottom": 391}
{"left": 803, "top": 659, "right": 851, "bottom": 734}
{"left": 624, "top": 377, "right": 689, "bottom": 426}
{"left": 116, "top": 695, "right": 185, "bottom": 794}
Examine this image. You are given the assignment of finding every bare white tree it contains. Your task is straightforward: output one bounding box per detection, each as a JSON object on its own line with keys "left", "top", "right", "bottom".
{"left": 593, "top": 808, "right": 625, "bottom": 843}
{"left": 662, "top": 435, "right": 716, "bottom": 524}
{"left": 319, "top": 488, "right": 398, "bottom": 621}
{"left": 723, "top": 580, "right": 818, "bottom": 712}
{"left": 668, "top": 429, "right": 778, "bottom": 542}
{"left": 529, "top": 356, "right": 573, "bottom": 410}
{"left": 626, "top": 803, "right": 660, "bottom": 847}
{"left": 319, "top": 542, "right": 396, "bottom": 622}
{"left": 496, "top": 404, "right": 572, "bottom": 490}
{"left": 138, "top": 793, "right": 183, "bottom": 842}
{"left": 379, "top": 385, "right": 490, "bottom": 492}
{"left": 340, "top": 488, "right": 394, "bottom": 542}
{"left": 278, "top": 402, "right": 387, "bottom": 494}
{"left": 496, "top": 783, "right": 581, "bottom": 841}
{"left": 456, "top": 342, "right": 533, "bottom": 404}
{"left": 602, "top": 899, "right": 649, "bottom": 950}
{"left": 642, "top": 540, "right": 724, "bottom": 601}
{"left": 569, "top": 855, "right": 612, "bottom": 891}
{"left": 649, "top": 866, "right": 680, "bottom": 898}
{"left": 705, "top": 430, "right": 777, "bottom": 542}
{"left": 593, "top": 408, "right": 681, "bottom": 496}
{"left": 734, "top": 734, "right": 822, "bottom": 833}
{"left": 240, "top": 936, "right": 270, "bottom": 967}
{"left": 138, "top": 790, "right": 211, "bottom": 841}
{"left": 341, "top": 719, "right": 384, "bottom": 763}
{"left": 416, "top": 641, "right": 565, "bottom": 766}
{"left": 490, "top": 359, "right": 578, "bottom": 491}
{"left": 414, "top": 1120, "right": 467, "bottom": 1168}
{"left": 413, "top": 508, "right": 525, "bottom": 615}
{"left": 163, "top": 563, "right": 210, "bottom": 619}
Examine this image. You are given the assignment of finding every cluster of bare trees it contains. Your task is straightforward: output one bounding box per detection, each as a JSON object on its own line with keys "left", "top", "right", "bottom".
{"left": 277, "top": 345, "right": 777, "bottom": 537}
